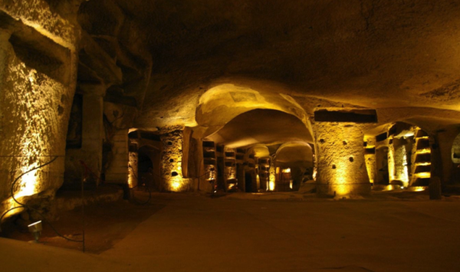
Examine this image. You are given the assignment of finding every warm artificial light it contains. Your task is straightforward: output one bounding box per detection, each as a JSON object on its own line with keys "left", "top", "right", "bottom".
{"left": 414, "top": 172, "right": 431, "bottom": 179}
{"left": 412, "top": 186, "right": 426, "bottom": 192}
{"left": 15, "top": 168, "right": 39, "bottom": 198}
{"left": 171, "top": 180, "right": 182, "bottom": 191}
{"left": 268, "top": 172, "right": 275, "bottom": 191}
{"left": 330, "top": 162, "right": 353, "bottom": 195}
{"left": 282, "top": 168, "right": 291, "bottom": 173}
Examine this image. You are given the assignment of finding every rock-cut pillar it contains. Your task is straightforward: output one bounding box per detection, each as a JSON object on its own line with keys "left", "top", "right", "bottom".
{"left": 315, "top": 122, "right": 371, "bottom": 197}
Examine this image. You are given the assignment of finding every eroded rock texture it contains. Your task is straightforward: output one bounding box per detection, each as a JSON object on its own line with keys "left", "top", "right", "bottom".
{"left": 0, "top": 0, "right": 78, "bottom": 219}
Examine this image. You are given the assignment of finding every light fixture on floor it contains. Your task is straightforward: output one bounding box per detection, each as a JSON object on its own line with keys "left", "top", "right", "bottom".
{"left": 28, "top": 220, "right": 42, "bottom": 243}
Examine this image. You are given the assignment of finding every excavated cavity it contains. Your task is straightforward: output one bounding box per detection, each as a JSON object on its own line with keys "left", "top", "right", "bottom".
{"left": 3, "top": 0, "right": 460, "bottom": 226}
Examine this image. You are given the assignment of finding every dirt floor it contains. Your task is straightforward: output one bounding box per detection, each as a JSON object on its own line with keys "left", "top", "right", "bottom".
{"left": 0, "top": 189, "right": 164, "bottom": 253}
{"left": 2, "top": 189, "right": 460, "bottom": 272}
{"left": 0, "top": 188, "right": 443, "bottom": 253}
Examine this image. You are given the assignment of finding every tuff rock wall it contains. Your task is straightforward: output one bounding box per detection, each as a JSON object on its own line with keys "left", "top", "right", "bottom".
{"left": 160, "top": 126, "right": 187, "bottom": 192}
{"left": 315, "top": 122, "right": 371, "bottom": 197}
{"left": 0, "top": 0, "right": 78, "bottom": 221}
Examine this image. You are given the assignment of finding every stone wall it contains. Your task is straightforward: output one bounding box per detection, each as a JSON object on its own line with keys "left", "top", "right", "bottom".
{"left": 159, "top": 126, "right": 187, "bottom": 192}
{"left": 0, "top": 0, "right": 78, "bottom": 50}
{"left": 0, "top": 1, "right": 78, "bottom": 221}
{"left": 105, "top": 129, "right": 129, "bottom": 184}
{"left": 315, "top": 122, "right": 371, "bottom": 197}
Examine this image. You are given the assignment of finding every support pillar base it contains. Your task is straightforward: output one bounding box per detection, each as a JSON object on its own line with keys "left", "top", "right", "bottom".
{"left": 316, "top": 183, "right": 371, "bottom": 198}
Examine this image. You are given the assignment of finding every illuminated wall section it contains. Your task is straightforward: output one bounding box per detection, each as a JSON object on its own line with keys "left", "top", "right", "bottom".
{"left": 0, "top": 1, "right": 78, "bottom": 221}
{"left": 0, "top": 0, "right": 77, "bottom": 52}
{"left": 392, "top": 138, "right": 410, "bottom": 187}
{"left": 315, "top": 122, "right": 372, "bottom": 196}
{"left": 269, "top": 160, "right": 276, "bottom": 191}
{"left": 223, "top": 147, "right": 237, "bottom": 190}
{"left": 387, "top": 140, "right": 396, "bottom": 182}
{"left": 258, "top": 157, "right": 270, "bottom": 191}
{"left": 160, "top": 126, "right": 187, "bottom": 192}
{"left": 410, "top": 130, "right": 431, "bottom": 186}
{"left": 0, "top": 41, "right": 76, "bottom": 219}
{"left": 128, "top": 148, "right": 138, "bottom": 189}
{"left": 363, "top": 136, "right": 376, "bottom": 185}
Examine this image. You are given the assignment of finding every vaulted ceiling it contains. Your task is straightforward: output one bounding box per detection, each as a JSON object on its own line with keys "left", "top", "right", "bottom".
{"left": 77, "top": 0, "right": 460, "bottom": 133}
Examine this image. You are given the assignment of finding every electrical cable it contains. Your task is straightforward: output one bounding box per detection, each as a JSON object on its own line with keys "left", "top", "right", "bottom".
{"left": 10, "top": 156, "right": 58, "bottom": 206}
{"left": 2, "top": 156, "right": 85, "bottom": 245}
{"left": 0, "top": 207, "right": 24, "bottom": 230}
{"left": 30, "top": 209, "right": 83, "bottom": 243}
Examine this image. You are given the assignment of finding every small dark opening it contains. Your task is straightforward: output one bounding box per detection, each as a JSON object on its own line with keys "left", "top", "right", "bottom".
{"left": 314, "top": 109, "right": 377, "bottom": 123}
{"left": 365, "top": 148, "right": 376, "bottom": 154}
{"left": 376, "top": 132, "right": 388, "bottom": 142}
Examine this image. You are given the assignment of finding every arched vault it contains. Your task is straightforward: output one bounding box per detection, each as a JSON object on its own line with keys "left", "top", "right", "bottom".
{"left": 195, "top": 83, "right": 314, "bottom": 144}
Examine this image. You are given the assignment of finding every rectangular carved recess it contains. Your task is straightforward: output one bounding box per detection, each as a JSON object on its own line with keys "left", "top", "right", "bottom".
{"left": 416, "top": 139, "right": 430, "bottom": 150}
{"left": 202, "top": 141, "right": 216, "bottom": 166}
{"left": 1, "top": 11, "right": 71, "bottom": 84}
{"left": 415, "top": 165, "right": 431, "bottom": 173}
{"left": 203, "top": 151, "right": 216, "bottom": 158}
{"left": 365, "top": 147, "right": 376, "bottom": 154}
{"left": 412, "top": 178, "right": 430, "bottom": 186}
{"left": 376, "top": 132, "right": 388, "bottom": 142}
{"left": 415, "top": 153, "right": 431, "bottom": 163}
{"left": 216, "top": 145, "right": 224, "bottom": 153}
{"left": 202, "top": 141, "right": 215, "bottom": 148}
{"left": 225, "top": 161, "right": 235, "bottom": 167}
{"left": 314, "top": 109, "right": 377, "bottom": 123}
{"left": 140, "top": 132, "right": 161, "bottom": 141}
{"left": 204, "top": 158, "right": 216, "bottom": 164}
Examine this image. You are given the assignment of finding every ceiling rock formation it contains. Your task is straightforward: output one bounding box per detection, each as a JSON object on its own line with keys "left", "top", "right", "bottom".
{"left": 36, "top": 0, "right": 459, "bottom": 133}
{"left": 206, "top": 109, "right": 313, "bottom": 148}
{"left": 125, "top": 0, "right": 460, "bottom": 129}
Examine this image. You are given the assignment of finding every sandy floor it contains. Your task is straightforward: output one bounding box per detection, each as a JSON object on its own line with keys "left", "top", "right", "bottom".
{"left": 1, "top": 191, "right": 460, "bottom": 272}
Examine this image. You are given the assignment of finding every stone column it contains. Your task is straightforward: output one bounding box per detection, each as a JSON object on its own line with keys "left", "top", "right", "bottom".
{"left": 104, "top": 129, "right": 129, "bottom": 184}
{"left": 392, "top": 137, "right": 410, "bottom": 187}
{"left": 438, "top": 128, "right": 460, "bottom": 185}
{"left": 387, "top": 138, "right": 396, "bottom": 182}
{"left": 160, "top": 126, "right": 186, "bottom": 192}
{"left": 269, "top": 159, "right": 276, "bottom": 191}
{"left": 79, "top": 84, "right": 105, "bottom": 185}
{"left": 127, "top": 144, "right": 138, "bottom": 189}
{"left": 315, "top": 123, "right": 371, "bottom": 197}
{"left": 237, "top": 163, "right": 245, "bottom": 192}
{"left": 363, "top": 136, "right": 377, "bottom": 185}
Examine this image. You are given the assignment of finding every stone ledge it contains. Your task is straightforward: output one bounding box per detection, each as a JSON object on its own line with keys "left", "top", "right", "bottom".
{"left": 49, "top": 185, "right": 123, "bottom": 217}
